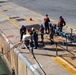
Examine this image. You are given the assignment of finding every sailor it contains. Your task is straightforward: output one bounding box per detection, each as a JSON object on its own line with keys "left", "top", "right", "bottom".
{"left": 39, "top": 24, "right": 44, "bottom": 45}
{"left": 22, "top": 34, "right": 31, "bottom": 49}
{"left": 20, "top": 25, "right": 26, "bottom": 42}
{"left": 49, "top": 23, "right": 54, "bottom": 44}
{"left": 58, "top": 16, "right": 66, "bottom": 32}
{"left": 44, "top": 14, "right": 50, "bottom": 34}
{"left": 32, "top": 27, "right": 38, "bottom": 49}
{"left": 28, "top": 28, "right": 34, "bottom": 48}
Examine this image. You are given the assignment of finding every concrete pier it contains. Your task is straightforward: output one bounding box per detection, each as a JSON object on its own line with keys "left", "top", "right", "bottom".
{"left": 0, "top": 1, "right": 76, "bottom": 75}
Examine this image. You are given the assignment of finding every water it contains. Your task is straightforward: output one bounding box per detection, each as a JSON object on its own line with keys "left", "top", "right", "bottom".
{"left": 0, "top": 57, "right": 10, "bottom": 75}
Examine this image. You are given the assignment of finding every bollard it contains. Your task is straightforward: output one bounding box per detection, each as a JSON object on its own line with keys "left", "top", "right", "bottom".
{"left": 56, "top": 42, "right": 58, "bottom": 56}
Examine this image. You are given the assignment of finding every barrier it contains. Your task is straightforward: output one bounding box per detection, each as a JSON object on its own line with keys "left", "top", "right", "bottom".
{"left": 54, "top": 28, "right": 71, "bottom": 51}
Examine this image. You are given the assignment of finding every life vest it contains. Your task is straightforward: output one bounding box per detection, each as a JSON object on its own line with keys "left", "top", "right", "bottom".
{"left": 29, "top": 29, "right": 33, "bottom": 35}
{"left": 34, "top": 30, "right": 38, "bottom": 34}
{"left": 44, "top": 17, "right": 50, "bottom": 23}
{"left": 33, "top": 30, "right": 38, "bottom": 40}
{"left": 58, "top": 18, "right": 65, "bottom": 25}
{"left": 49, "top": 26, "right": 54, "bottom": 31}
{"left": 39, "top": 27, "right": 44, "bottom": 33}
{"left": 20, "top": 27, "right": 26, "bottom": 33}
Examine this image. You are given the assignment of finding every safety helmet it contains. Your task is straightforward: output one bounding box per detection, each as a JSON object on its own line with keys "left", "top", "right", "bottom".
{"left": 40, "top": 24, "right": 43, "bottom": 27}
{"left": 28, "top": 28, "right": 31, "bottom": 32}
{"left": 46, "top": 14, "right": 48, "bottom": 17}
{"left": 32, "top": 27, "right": 35, "bottom": 31}
{"left": 48, "top": 23, "right": 52, "bottom": 27}
{"left": 21, "top": 25, "right": 25, "bottom": 28}
{"left": 59, "top": 16, "right": 62, "bottom": 18}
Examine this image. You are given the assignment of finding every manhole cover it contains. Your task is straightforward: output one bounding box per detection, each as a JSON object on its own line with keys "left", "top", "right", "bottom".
{"left": 3, "top": 10, "right": 7, "bottom": 11}
{"left": 16, "top": 18, "right": 25, "bottom": 21}
{"left": 9, "top": 16, "right": 19, "bottom": 19}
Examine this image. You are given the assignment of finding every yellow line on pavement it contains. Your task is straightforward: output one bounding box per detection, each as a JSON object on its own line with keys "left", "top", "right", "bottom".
{"left": 6, "top": 5, "right": 11, "bottom": 8}
{"left": 33, "top": 18, "right": 40, "bottom": 23}
{"left": 52, "top": 57, "right": 76, "bottom": 75}
{"left": 8, "top": 19, "right": 20, "bottom": 28}
{"left": 0, "top": 13, "right": 20, "bottom": 29}
{"left": 3, "top": 5, "right": 11, "bottom": 8}
{"left": 67, "top": 23, "right": 76, "bottom": 29}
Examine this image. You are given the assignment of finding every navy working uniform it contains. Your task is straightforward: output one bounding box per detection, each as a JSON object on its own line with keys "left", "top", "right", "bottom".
{"left": 58, "top": 16, "right": 66, "bottom": 32}
{"left": 49, "top": 23, "right": 54, "bottom": 44}
{"left": 44, "top": 14, "right": 50, "bottom": 34}
{"left": 20, "top": 25, "right": 26, "bottom": 42}
{"left": 32, "top": 28, "right": 38, "bottom": 49}
{"left": 39, "top": 24, "right": 44, "bottom": 45}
